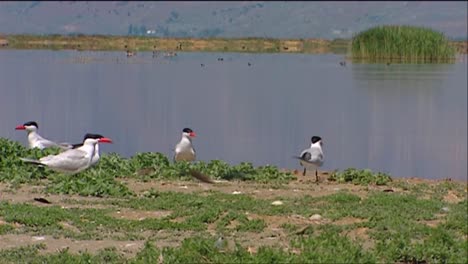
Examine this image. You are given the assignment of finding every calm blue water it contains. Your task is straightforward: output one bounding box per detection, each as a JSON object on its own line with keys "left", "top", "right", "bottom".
{"left": 0, "top": 50, "right": 466, "bottom": 180}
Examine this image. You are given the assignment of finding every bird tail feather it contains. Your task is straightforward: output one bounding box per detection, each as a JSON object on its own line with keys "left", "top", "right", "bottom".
{"left": 189, "top": 169, "right": 215, "bottom": 184}
{"left": 20, "top": 158, "right": 44, "bottom": 166}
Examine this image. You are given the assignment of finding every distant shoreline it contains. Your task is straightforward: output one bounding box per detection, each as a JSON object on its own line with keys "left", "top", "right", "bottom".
{"left": 0, "top": 34, "right": 466, "bottom": 55}
{"left": 0, "top": 34, "right": 346, "bottom": 54}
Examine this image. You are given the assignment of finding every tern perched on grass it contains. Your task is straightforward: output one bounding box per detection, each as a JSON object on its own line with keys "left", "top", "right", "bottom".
{"left": 293, "top": 136, "right": 324, "bottom": 182}
{"left": 174, "top": 128, "right": 197, "bottom": 162}
{"left": 173, "top": 128, "right": 214, "bottom": 184}
{"left": 15, "top": 121, "right": 72, "bottom": 150}
{"left": 69, "top": 133, "right": 106, "bottom": 167}
{"left": 20, "top": 133, "right": 112, "bottom": 174}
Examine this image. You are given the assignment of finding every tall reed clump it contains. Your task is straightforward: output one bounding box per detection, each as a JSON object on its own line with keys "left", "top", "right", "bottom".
{"left": 351, "top": 25, "right": 456, "bottom": 63}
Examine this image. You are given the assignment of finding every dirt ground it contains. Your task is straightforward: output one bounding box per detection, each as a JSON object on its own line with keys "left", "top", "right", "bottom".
{"left": 0, "top": 170, "right": 465, "bottom": 257}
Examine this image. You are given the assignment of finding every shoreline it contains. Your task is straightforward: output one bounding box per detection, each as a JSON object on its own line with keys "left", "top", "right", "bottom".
{"left": 1, "top": 34, "right": 466, "bottom": 54}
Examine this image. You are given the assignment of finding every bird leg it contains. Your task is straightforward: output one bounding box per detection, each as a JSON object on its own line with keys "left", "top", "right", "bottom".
{"left": 302, "top": 168, "right": 306, "bottom": 176}
{"left": 315, "top": 169, "right": 319, "bottom": 183}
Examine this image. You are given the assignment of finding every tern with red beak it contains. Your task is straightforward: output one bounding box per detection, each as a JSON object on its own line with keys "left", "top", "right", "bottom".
{"left": 15, "top": 121, "right": 72, "bottom": 150}
{"left": 69, "top": 134, "right": 105, "bottom": 167}
{"left": 20, "top": 133, "right": 112, "bottom": 174}
{"left": 174, "top": 128, "right": 197, "bottom": 162}
{"left": 172, "top": 128, "right": 214, "bottom": 184}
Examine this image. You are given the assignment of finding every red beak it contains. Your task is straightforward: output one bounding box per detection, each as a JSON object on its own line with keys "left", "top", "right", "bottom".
{"left": 15, "top": 125, "right": 26, "bottom": 130}
{"left": 98, "top": 137, "right": 113, "bottom": 143}
{"left": 189, "top": 132, "right": 196, "bottom": 137}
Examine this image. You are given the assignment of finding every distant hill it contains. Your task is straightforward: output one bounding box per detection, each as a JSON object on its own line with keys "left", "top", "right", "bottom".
{"left": 0, "top": 1, "right": 466, "bottom": 39}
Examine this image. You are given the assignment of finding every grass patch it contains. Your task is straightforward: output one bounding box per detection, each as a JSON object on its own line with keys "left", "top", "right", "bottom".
{"left": 45, "top": 170, "right": 134, "bottom": 198}
{"left": 0, "top": 138, "right": 57, "bottom": 185}
{"left": 0, "top": 188, "right": 465, "bottom": 262}
{"left": 0, "top": 137, "right": 466, "bottom": 262}
{"left": 0, "top": 138, "right": 294, "bottom": 197}
{"left": 351, "top": 25, "right": 456, "bottom": 63}
{"left": 328, "top": 168, "right": 392, "bottom": 185}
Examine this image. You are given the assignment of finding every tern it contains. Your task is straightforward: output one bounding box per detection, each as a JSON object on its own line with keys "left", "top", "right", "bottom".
{"left": 293, "top": 136, "right": 324, "bottom": 182}
{"left": 69, "top": 133, "right": 104, "bottom": 167}
{"left": 20, "top": 133, "right": 112, "bottom": 174}
{"left": 174, "top": 128, "right": 196, "bottom": 162}
{"left": 15, "top": 121, "right": 72, "bottom": 150}
{"left": 173, "top": 128, "right": 214, "bottom": 184}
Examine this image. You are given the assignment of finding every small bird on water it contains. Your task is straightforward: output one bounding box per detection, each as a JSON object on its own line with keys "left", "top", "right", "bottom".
{"left": 293, "top": 136, "right": 324, "bottom": 182}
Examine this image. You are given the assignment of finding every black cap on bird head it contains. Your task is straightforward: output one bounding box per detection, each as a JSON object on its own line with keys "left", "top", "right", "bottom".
{"left": 182, "top": 128, "right": 196, "bottom": 137}
{"left": 83, "top": 133, "right": 104, "bottom": 140}
{"left": 311, "top": 136, "right": 322, "bottom": 144}
{"left": 24, "top": 121, "right": 39, "bottom": 128}
{"left": 83, "top": 133, "right": 113, "bottom": 143}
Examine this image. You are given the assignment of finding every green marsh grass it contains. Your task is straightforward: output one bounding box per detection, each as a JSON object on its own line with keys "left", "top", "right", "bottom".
{"left": 352, "top": 25, "right": 456, "bottom": 63}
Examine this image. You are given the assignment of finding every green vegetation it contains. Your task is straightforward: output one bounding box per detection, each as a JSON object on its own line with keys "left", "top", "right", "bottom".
{"left": 0, "top": 138, "right": 294, "bottom": 197}
{"left": 0, "top": 190, "right": 466, "bottom": 263}
{"left": 351, "top": 25, "right": 457, "bottom": 62}
{"left": 0, "top": 137, "right": 466, "bottom": 263}
{"left": 329, "top": 168, "right": 392, "bottom": 185}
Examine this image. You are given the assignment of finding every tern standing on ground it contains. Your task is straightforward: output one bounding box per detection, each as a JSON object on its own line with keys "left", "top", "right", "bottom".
{"left": 172, "top": 128, "right": 214, "bottom": 184}
{"left": 69, "top": 133, "right": 105, "bottom": 167}
{"left": 20, "top": 133, "right": 112, "bottom": 174}
{"left": 174, "top": 128, "right": 196, "bottom": 162}
{"left": 15, "top": 121, "right": 72, "bottom": 150}
{"left": 294, "top": 136, "right": 324, "bottom": 182}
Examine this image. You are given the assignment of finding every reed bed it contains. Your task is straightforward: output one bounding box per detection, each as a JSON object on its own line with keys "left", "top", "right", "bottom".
{"left": 351, "top": 25, "right": 456, "bottom": 63}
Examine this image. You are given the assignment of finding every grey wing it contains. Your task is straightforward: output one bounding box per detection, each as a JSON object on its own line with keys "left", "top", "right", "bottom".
{"left": 57, "top": 142, "right": 73, "bottom": 150}
{"left": 300, "top": 149, "right": 312, "bottom": 161}
{"left": 299, "top": 148, "right": 323, "bottom": 166}
{"left": 308, "top": 148, "right": 324, "bottom": 166}
{"left": 39, "top": 138, "right": 62, "bottom": 149}
{"left": 42, "top": 149, "right": 89, "bottom": 171}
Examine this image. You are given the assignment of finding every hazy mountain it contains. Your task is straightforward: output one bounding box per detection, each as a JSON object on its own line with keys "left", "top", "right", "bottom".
{"left": 0, "top": 1, "right": 466, "bottom": 39}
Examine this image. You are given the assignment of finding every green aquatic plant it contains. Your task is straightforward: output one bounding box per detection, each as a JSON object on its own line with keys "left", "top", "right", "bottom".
{"left": 351, "top": 25, "right": 456, "bottom": 62}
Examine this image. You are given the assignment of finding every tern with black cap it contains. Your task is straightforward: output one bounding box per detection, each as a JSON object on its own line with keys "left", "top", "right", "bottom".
{"left": 293, "top": 136, "right": 324, "bottom": 182}
{"left": 20, "top": 133, "right": 112, "bottom": 174}
{"left": 173, "top": 128, "right": 215, "bottom": 184}
{"left": 15, "top": 121, "right": 72, "bottom": 150}
{"left": 174, "top": 128, "right": 197, "bottom": 162}
{"left": 69, "top": 133, "right": 108, "bottom": 167}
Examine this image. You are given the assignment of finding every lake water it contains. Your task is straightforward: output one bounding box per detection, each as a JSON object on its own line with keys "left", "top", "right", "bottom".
{"left": 0, "top": 50, "right": 466, "bottom": 180}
